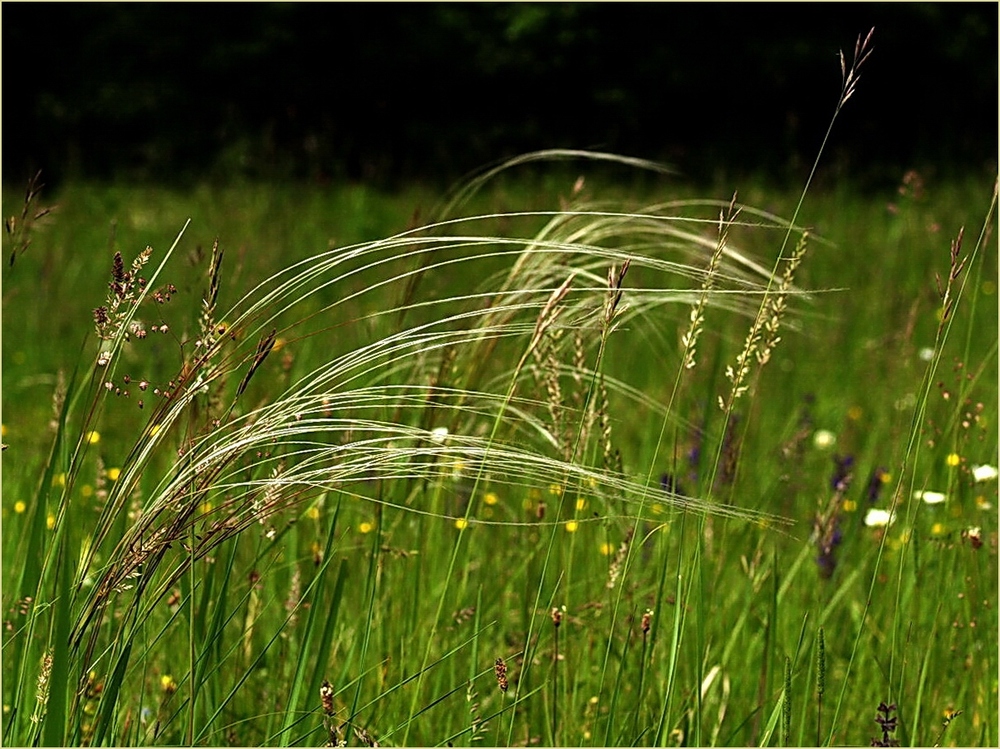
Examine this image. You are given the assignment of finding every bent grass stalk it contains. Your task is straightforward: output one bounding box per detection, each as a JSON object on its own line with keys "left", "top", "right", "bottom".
{"left": 45, "top": 188, "right": 764, "bottom": 740}
{"left": 11, "top": 121, "right": 985, "bottom": 743}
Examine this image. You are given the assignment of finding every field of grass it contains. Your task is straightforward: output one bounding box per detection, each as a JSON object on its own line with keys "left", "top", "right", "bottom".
{"left": 2, "top": 142, "right": 997, "bottom": 748}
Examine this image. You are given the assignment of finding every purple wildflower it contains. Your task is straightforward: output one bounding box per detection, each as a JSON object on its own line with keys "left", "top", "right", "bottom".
{"left": 866, "top": 466, "right": 889, "bottom": 504}
{"left": 830, "top": 454, "right": 854, "bottom": 492}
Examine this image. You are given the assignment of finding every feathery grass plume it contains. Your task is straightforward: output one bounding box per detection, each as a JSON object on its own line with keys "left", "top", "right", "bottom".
{"left": 236, "top": 328, "right": 277, "bottom": 398}
{"left": 681, "top": 193, "right": 737, "bottom": 370}
{"left": 758, "top": 232, "right": 808, "bottom": 367}
{"left": 5, "top": 170, "right": 54, "bottom": 267}
{"left": 465, "top": 680, "right": 488, "bottom": 744}
{"left": 717, "top": 231, "right": 807, "bottom": 411}
{"left": 719, "top": 313, "right": 766, "bottom": 411}
{"left": 603, "top": 258, "right": 630, "bottom": 331}
{"left": 934, "top": 227, "right": 967, "bottom": 325}
{"left": 353, "top": 725, "right": 379, "bottom": 747}
{"left": 193, "top": 239, "right": 230, "bottom": 421}
{"left": 198, "top": 238, "right": 224, "bottom": 346}
{"left": 605, "top": 528, "right": 633, "bottom": 589}
{"left": 530, "top": 312, "right": 569, "bottom": 458}
{"left": 29, "top": 648, "right": 53, "bottom": 726}
{"left": 838, "top": 27, "right": 875, "bottom": 113}
{"left": 570, "top": 328, "right": 598, "bottom": 451}
{"left": 94, "top": 247, "right": 154, "bottom": 347}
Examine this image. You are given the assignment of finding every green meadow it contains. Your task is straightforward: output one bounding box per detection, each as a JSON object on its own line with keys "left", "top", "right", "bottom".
{"left": 2, "top": 50, "right": 997, "bottom": 745}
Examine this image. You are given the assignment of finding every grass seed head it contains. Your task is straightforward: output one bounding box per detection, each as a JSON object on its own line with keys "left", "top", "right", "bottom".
{"left": 320, "top": 679, "right": 335, "bottom": 715}
{"left": 494, "top": 657, "right": 509, "bottom": 693}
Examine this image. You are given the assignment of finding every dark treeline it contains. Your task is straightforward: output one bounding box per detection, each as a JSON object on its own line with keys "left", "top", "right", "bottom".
{"left": 3, "top": 3, "right": 996, "bottom": 189}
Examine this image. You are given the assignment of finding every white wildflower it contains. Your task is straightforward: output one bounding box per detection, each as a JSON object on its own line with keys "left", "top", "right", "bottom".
{"left": 972, "top": 464, "right": 998, "bottom": 482}
{"left": 864, "top": 508, "right": 895, "bottom": 527}
{"left": 913, "top": 490, "right": 947, "bottom": 505}
{"left": 813, "top": 430, "right": 837, "bottom": 449}
{"left": 430, "top": 427, "right": 449, "bottom": 444}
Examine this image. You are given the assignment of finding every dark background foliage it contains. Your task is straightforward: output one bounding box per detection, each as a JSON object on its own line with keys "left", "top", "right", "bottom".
{"left": 3, "top": 3, "right": 996, "bottom": 189}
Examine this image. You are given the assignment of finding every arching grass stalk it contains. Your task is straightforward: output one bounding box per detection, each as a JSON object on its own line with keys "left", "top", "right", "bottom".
{"left": 46, "top": 159, "right": 795, "bottom": 745}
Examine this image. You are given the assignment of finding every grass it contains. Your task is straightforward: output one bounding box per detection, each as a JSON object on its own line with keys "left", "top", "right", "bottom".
{"left": 3, "top": 45, "right": 998, "bottom": 749}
